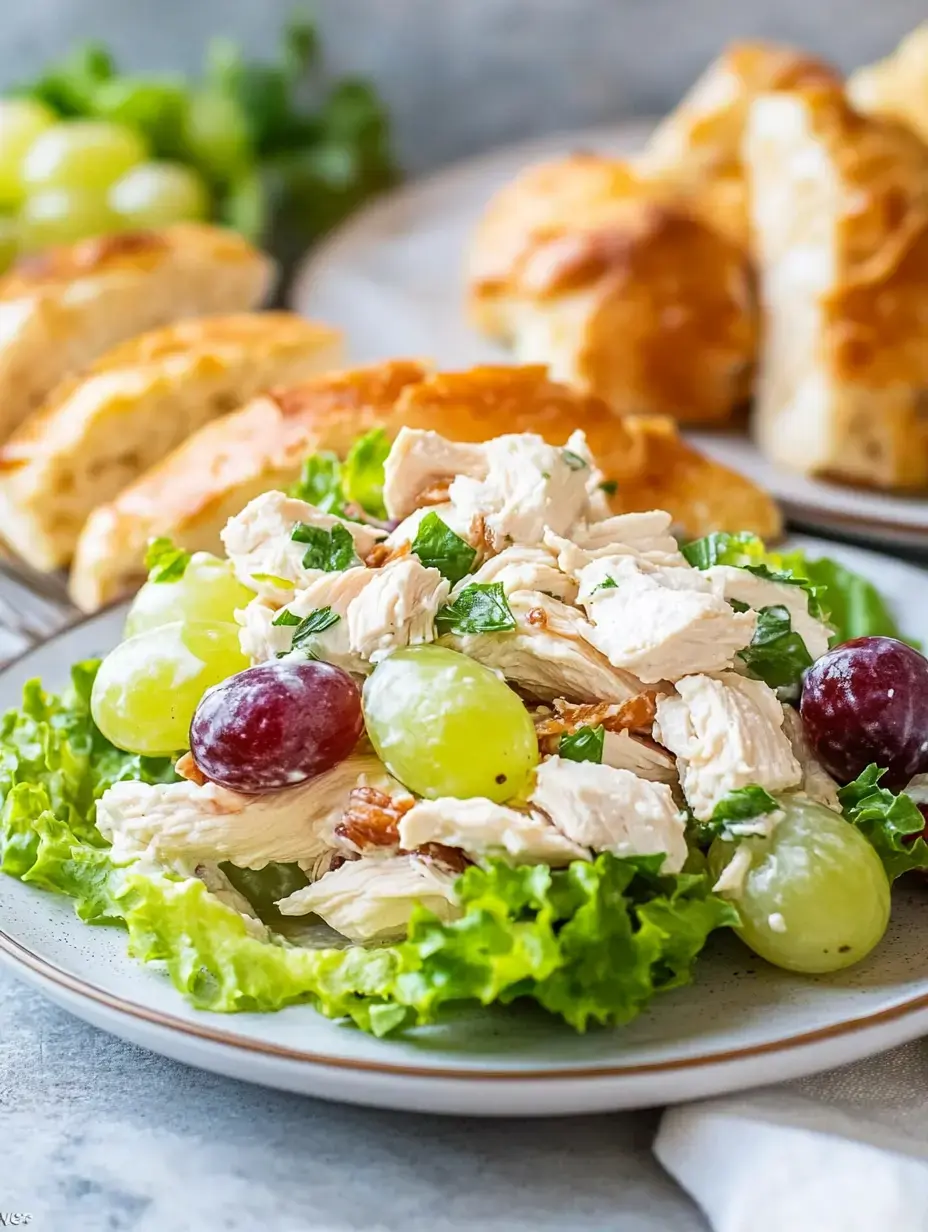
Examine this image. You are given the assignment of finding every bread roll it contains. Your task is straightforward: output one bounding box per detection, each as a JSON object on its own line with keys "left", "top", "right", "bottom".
{"left": 745, "top": 86, "right": 928, "bottom": 489}
{"left": 849, "top": 25, "right": 928, "bottom": 144}
{"left": 0, "top": 224, "right": 273, "bottom": 442}
{"left": 468, "top": 154, "right": 756, "bottom": 424}
{"left": 0, "top": 313, "right": 342, "bottom": 570}
{"left": 70, "top": 361, "right": 781, "bottom": 611}
{"left": 637, "top": 40, "right": 841, "bottom": 246}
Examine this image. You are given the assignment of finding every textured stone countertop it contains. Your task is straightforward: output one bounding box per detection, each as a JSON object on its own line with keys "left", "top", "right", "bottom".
{"left": 0, "top": 970, "right": 707, "bottom": 1231}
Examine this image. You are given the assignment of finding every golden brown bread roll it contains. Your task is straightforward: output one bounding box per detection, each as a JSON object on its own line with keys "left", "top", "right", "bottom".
{"left": 467, "top": 154, "right": 757, "bottom": 425}
{"left": 745, "top": 86, "right": 928, "bottom": 489}
{"left": 848, "top": 25, "right": 928, "bottom": 144}
{"left": 70, "top": 361, "right": 782, "bottom": 611}
{"left": 637, "top": 40, "right": 842, "bottom": 247}
{"left": 0, "top": 313, "right": 343, "bottom": 571}
{"left": 0, "top": 224, "right": 273, "bottom": 443}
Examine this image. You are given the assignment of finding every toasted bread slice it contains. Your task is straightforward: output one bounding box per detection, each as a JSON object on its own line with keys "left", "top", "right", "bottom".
{"left": 849, "top": 25, "right": 928, "bottom": 144}
{"left": 70, "top": 362, "right": 781, "bottom": 611}
{"left": 0, "top": 313, "right": 342, "bottom": 570}
{"left": 745, "top": 87, "right": 928, "bottom": 489}
{"left": 637, "top": 40, "right": 841, "bottom": 248}
{"left": 0, "top": 224, "right": 273, "bottom": 442}
{"left": 468, "top": 154, "right": 756, "bottom": 424}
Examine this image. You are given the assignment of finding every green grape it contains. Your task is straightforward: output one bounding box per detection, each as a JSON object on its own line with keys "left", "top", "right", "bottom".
{"left": 362, "top": 644, "right": 539, "bottom": 803}
{"left": 18, "top": 187, "right": 117, "bottom": 251}
{"left": 709, "top": 795, "right": 890, "bottom": 974}
{"left": 91, "top": 621, "right": 249, "bottom": 756}
{"left": 0, "top": 98, "right": 56, "bottom": 206}
{"left": 22, "top": 120, "right": 147, "bottom": 193}
{"left": 124, "top": 552, "right": 253, "bottom": 638}
{"left": 109, "top": 161, "right": 210, "bottom": 229}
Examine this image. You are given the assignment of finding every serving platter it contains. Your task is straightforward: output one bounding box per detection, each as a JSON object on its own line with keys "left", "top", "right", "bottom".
{"left": 290, "top": 123, "right": 928, "bottom": 553}
{"left": 1, "top": 536, "right": 928, "bottom": 1116}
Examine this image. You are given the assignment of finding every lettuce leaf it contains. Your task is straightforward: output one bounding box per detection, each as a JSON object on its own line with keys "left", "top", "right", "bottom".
{"left": 681, "top": 532, "right": 903, "bottom": 646}
{"left": 118, "top": 854, "right": 736, "bottom": 1034}
{"left": 838, "top": 764, "right": 928, "bottom": 880}
{"left": 0, "top": 663, "right": 175, "bottom": 920}
{"left": 2, "top": 668, "right": 735, "bottom": 1036}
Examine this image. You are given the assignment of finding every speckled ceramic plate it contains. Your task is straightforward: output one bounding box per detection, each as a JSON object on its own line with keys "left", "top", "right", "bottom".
{"left": 1, "top": 536, "right": 928, "bottom": 1116}
{"left": 290, "top": 123, "right": 928, "bottom": 552}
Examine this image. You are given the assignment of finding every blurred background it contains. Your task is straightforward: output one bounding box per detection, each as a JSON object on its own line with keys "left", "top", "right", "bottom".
{"left": 2, "top": 0, "right": 923, "bottom": 173}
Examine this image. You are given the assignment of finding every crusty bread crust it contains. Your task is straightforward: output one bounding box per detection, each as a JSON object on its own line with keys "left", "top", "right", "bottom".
{"left": 848, "top": 24, "right": 928, "bottom": 145}
{"left": 70, "top": 361, "right": 781, "bottom": 611}
{"left": 0, "top": 313, "right": 342, "bottom": 570}
{"left": 468, "top": 154, "right": 756, "bottom": 424}
{"left": 747, "top": 87, "right": 928, "bottom": 489}
{"left": 0, "top": 223, "right": 273, "bottom": 444}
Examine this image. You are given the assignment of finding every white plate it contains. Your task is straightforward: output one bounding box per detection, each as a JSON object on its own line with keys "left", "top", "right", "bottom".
{"left": 2, "top": 536, "right": 928, "bottom": 1117}
{"left": 291, "top": 125, "right": 928, "bottom": 552}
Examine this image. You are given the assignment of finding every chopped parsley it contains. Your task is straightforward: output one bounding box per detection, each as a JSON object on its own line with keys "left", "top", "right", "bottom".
{"left": 273, "top": 605, "right": 340, "bottom": 654}
{"left": 591, "top": 576, "right": 618, "bottom": 593}
{"left": 342, "top": 428, "right": 391, "bottom": 519}
{"left": 144, "top": 537, "right": 191, "bottom": 583}
{"left": 695, "top": 784, "right": 780, "bottom": 844}
{"left": 436, "top": 582, "right": 515, "bottom": 635}
{"left": 411, "top": 512, "right": 476, "bottom": 584}
{"left": 289, "top": 451, "right": 345, "bottom": 514}
{"left": 290, "top": 521, "right": 357, "bottom": 572}
{"left": 561, "top": 449, "right": 588, "bottom": 471}
{"left": 737, "top": 604, "right": 813, "bottom": 691}
{"left": 558, "top": 725, "right": 604, "bottom": 764}
{"left": 289, "top": 428, "right": 391, "bottom": 520}
{"left": 598, "top": 479, "right": 618, "bottom": 496}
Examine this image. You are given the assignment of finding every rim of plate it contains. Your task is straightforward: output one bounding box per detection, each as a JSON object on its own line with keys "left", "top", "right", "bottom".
{"left": 2, "top": 596, "right": 928, "bottom": 1083}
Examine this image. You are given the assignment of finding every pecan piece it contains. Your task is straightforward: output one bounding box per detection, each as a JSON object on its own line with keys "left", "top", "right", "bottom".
{"left": 335, "top": 786, "right": 413, "bottom": 853}
{"left": 364, "top": 540, "right": 410, "bottom": 569}
{"left": 534, "top": 692, "right": 658, "bottom": 744}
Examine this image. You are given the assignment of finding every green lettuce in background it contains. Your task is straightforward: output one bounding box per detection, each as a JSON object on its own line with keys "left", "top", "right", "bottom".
{"left": 0, "top": 665, "right": 737, "bottom": 1035}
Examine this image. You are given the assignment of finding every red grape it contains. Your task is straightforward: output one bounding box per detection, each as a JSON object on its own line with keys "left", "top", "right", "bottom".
{"left": 190, "top": 660, "right": 363, "bottom": 793}
{"left": 800, "top": 636, "right": 928, "bottom": 790}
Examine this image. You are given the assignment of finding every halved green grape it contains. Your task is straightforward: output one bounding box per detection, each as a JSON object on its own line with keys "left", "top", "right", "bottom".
{"left": 0, "top": 98, "right": 56, "bottom": 206}
{"left": 19, "top": 186, "right": 117, "bottom": 250}
{"left": 362, "top": 644, "right": 538, "bottom": 803}
{"left": 708, "top": 795, "right": 890, "bottom": 974}
{"left": 109, "top": 161, "right": 210, "bottom": 229}
{"left": 91, "top": 621, "right": 249, "bottom": 756}
{"left": 124, "top": 552, "right": 253, "bottom": 639}
{"left": 21, "top": 120, "right": 147, "bottom": 193}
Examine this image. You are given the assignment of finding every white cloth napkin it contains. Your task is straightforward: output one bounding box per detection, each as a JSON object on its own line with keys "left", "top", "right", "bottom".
{"left": 654, "top": 1040, "right": 928, "bottom": 1231}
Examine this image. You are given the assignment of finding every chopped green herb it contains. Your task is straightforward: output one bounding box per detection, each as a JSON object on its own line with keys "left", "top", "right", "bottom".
{"left": 598, "top": 479, "right": 618, "bottom": 496}
{"left": 562, "top": 449, "right": 587, "bottom": 471}
{"left": 144, "top": 537, "right": 191, "bottom": 583}
{"left": 291, "top": 522, "right": 356, "bottom": 572}
{"left": 271, "top": 608, "right": 302, "bottom": 627}
{"left": 737, "top": 604, "right": 813, "bottom": 691}
{"left": 436, "top": 583, "right": 516, "bottom": 635}
{"left": 559, "top": 725, "right": 605, "bottom": 764}
{"left": 251, "top": 572, "right": 292, "bottom": 589}
{"left": 592, "top": 576, "right": 618, "bottom": 593}
{"left": 695, "top": 785, "right": 780, "bottom": 844}
{"left": 411, "top": 512, "right": 476, "bottom": 584}
{"left": 343, "top": 428, "right": 391, "bottom": 518}
{"left": 290, "top": 606, "right": 340, "bottom": 648}
{"left": 289, "top": 451, "right": 345, "bottom": 514}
